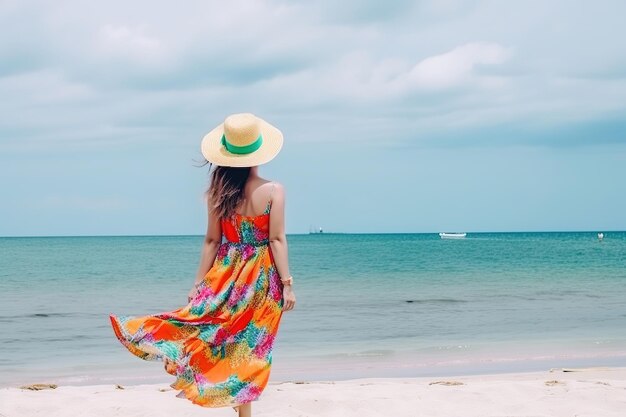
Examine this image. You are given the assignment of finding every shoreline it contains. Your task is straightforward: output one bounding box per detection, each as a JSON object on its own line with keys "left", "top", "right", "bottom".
{"left": 0, "top": 353, "right": 626, "bottom": 389}
{"left": 3, "top": 347, "right": 626, "bottom": 389}
{"left": 2, "top": 366, "right": 625, "bottom": 416}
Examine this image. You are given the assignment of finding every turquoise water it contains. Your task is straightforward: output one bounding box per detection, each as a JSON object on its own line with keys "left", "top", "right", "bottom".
{"left": 1, "top": 232, "right": 625, "bottom": 386}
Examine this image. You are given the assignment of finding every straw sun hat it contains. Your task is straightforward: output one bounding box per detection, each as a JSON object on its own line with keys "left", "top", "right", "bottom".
{"left": 200, "top": 113, "right": 283, "bottom": 167}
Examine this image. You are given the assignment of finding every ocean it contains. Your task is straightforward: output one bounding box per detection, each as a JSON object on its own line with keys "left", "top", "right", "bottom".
{"left": 1, "top": 232, "right": 625, "bottom": 387}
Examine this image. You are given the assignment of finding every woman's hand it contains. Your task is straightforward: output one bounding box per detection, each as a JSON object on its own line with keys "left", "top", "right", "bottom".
{"left": 187, "top": 281, "right": 203, "bottom": 303}
{"left": 282, "top": 285, "right": 296, "bottom": 311}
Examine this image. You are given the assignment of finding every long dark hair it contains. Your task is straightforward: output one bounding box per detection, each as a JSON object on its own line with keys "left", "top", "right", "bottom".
{"left": 197, "top": 158, "right": 251, "bottom": 219}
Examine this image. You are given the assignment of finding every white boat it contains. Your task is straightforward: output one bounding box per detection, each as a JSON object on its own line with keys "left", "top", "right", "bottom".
{"left": 439, "top": 232, "right": 467, "bottom": 239}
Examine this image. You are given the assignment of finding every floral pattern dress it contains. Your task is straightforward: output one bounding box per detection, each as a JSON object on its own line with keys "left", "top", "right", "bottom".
{"left": 109, "top": 191, "right": 285, "bottom": 408}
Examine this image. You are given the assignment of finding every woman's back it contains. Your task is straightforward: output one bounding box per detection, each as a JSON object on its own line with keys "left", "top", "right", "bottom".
{"left": 234, "top": 179, "right": 276, "bottom": 218}
{"left": 221, "top": 180, "right": 276, "bottom": 246}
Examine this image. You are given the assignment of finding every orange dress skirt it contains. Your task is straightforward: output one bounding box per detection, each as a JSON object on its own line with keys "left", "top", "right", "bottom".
{"left": 109, "top": 202, "right": 285, "bottom": 408}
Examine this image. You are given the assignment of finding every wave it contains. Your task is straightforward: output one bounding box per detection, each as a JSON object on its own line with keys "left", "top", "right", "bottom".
{"left": 3, "top": 334, "right": 103, "bottom": 344}
{"left": 404, "top": 298, "right": 468, "bottom": 304}
{"left": 0, "top": 312, "right": 105, "bottom": 320}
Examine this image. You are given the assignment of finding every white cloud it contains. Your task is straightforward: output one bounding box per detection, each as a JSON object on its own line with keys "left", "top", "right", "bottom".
{"left": 255, "top": 42, "right": 511, "bottom": 104}
{"left": 98, "top": 24, "right": 164, "bottom": 63}
{"left": 407, "top": 42, "right": 511, "bottom": 89}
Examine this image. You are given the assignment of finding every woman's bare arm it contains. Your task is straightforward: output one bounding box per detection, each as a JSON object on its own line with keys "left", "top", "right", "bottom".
{"left": 268, "top": 183, "right": 291, "bottom": 281}
{"left": 193, "top": 198, "right": 222, "bottom": 286}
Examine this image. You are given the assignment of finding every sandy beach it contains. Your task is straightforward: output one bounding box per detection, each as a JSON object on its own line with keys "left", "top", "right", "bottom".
{"left": 2, "top": 366, "right": 625, "bottom": 417}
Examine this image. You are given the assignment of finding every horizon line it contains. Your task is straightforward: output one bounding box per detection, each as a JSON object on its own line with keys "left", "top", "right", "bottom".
{"left": 1, "top": 229, "right": 624, "bottom": 238}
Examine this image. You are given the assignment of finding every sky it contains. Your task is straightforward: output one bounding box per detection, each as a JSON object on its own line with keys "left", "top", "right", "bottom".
{"left": 1, "top": 0, "right": 625, "bottom": 236}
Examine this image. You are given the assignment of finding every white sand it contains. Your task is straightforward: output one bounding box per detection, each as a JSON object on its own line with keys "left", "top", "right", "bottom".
{"left": 1, "top": 367, "right": 625, "bottom": 417}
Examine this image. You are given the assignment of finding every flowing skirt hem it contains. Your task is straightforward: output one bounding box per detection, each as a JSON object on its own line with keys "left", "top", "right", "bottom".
{"left": 109, "top": 313, "right": 262, "bottom": 408}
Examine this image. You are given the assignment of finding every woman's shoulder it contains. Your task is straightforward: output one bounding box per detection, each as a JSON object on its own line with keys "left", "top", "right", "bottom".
{"left": 258, "top": 178, "right": 284, "bottom": 191}
{"left": 267, "top": 180, "right": 285, "bottom": 194}
{"left": 259, "top": 179, "right": 284, "bottom": 203}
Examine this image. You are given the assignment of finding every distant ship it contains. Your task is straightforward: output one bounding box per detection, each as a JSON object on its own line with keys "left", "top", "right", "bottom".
{"left": 309, "top": 225, "right": 324, "bottom": 234}
{"left": 598, "top": 232, "right": 604, "bottom": 240}
{"left": 439, "top": 232, "right": 467, "bottom": 239}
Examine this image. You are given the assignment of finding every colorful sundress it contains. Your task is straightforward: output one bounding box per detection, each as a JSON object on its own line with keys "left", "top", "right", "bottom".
{"left": 109, "top": 186, "right": 285, "bottom": 408}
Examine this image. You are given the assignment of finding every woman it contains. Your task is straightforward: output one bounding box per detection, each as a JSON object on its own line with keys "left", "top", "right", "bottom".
{"left": 109, "top": 113, "right": 296, "bottom": 417}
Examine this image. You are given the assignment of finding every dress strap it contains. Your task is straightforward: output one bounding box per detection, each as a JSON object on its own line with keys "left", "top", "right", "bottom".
{"left": 264, "top": 182, "right": 275, "bottom": 214}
